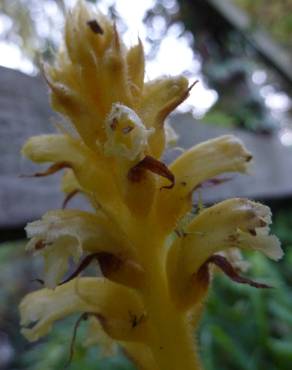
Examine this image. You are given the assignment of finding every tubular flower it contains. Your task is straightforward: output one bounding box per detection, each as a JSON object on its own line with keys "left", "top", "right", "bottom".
{"left": 20, "top": 2, "right": 282, "bottom": 370}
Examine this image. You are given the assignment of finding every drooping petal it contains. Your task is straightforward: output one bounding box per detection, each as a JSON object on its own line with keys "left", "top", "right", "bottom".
{"left": 156, "top": 135, "right": 252, "bottom": 232}
{"left": 20, "top": 278, "right": 147, "bottom": 342}
{"left": 26, "top": 209, "right": 127, "bottom": 255}
{"left": 185, "top": 198, "right": 282, "bottom": 270}
{"left": 167, "top": 198, "right": 282, "bottom": 308}
{"left": 25, "top": 209, "right": 133, "bottom": 287}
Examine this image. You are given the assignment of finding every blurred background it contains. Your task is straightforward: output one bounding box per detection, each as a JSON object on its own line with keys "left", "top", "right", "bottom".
{"left": 1, "top": 0, "right": 292, "bottom": 369}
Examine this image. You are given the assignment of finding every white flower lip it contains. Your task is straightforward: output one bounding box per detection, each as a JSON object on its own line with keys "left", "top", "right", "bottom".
{"left": 104, "top": 103, "right": 154, "bottom": 160}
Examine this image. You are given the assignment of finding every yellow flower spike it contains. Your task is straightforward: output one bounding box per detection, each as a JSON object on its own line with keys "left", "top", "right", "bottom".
{"left": 20, "top": 278, "right": 147, "bottom": 342}
{"left": 156, "top": 135, "right": 253, "bottom": 232}
{"left": 20, "top": 2, "right": 282, "bottom": 370}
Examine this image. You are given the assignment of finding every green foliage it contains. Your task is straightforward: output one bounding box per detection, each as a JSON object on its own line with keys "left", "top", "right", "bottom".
{"left": 234, "top": 0, "right": 292, "bottom": 50}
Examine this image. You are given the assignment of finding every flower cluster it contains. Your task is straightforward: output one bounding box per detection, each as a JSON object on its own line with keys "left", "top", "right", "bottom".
{"left": 20, "top": 2, "right": 282, "bottom": 370}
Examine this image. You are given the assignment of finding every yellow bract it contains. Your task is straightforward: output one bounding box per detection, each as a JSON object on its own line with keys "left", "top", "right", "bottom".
{"left": 20, "top": 2, "right": 282, "bottom": 370}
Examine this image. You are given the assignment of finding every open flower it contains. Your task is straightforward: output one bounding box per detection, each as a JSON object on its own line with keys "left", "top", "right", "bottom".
{"left": 20, "top": 2, "right": 282, "bottom": 370}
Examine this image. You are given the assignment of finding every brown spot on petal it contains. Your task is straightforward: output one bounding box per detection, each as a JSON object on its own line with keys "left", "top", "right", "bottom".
{"left": 258, "top": 219, "right": 267, "bottom": 227}
{"left": 122, "top": 126, "right": 134, "bottom": 134}
{"left": 246, "top": 154, "right": 253, "bottom": 162}
{"left": 110, "top": 118, "right": 118, "bottom": 131}
{"left": 87, "top": 19, "right": 104, "bottom": 34}
{"left": 128, "top": 155, "right": 175, "bottom": 189}
{"left": 98, "top": 253, "right": 145, "bottom": 289}
{"left": 97, "top": 252, "right": 123, "bottom": 275}
{"left": 62, "top": 189, "right": 79, "bottom": 209}
{"left": 175, "top": 229, "right": 186, "bottom": 238}
{"left": 248, "top": 229, "right": 257, "bottom": 236}
{"left": 128, "top": 311, "right": 146, "bottom": 329}
{"left": 35, "top": 239, "right": 46, "bottom": 251}
{"left": 199, "top": 254, "right": 272, "bottom": 289}
{"left": 20, "top": 162, "right": 71, "bottom": 178}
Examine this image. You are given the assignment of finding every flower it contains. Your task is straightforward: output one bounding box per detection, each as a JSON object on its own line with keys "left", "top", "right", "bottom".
{"left": 20, "top": 2, "right": 282, "bottom": 370}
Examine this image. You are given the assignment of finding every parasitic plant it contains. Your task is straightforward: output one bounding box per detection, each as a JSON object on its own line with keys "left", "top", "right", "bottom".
{"left": 20, "top": 2, "right": 283, "bottom": 369}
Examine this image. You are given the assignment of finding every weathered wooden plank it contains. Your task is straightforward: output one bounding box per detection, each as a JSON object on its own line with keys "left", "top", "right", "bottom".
{"left": 0, "top": 66, "right": 61, "bottom": 231}
{"left": 1, "top": 67, "right": 292, "bottom": 234}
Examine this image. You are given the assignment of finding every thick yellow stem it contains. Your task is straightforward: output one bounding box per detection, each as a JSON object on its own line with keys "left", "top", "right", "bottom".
{"left": 140, "top": 237, "right": 201, "bottom": 370}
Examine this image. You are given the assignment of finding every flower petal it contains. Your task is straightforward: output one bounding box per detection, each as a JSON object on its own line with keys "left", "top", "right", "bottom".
{"left": 22, "top": 134, "right": 127, "bottom": 218}
{"left": 61, "top": 169, "right": 81, "bottom": 194}
{"left": 156, "top": 135, "right": 252, "bottom": 232}
{"left": 167, "top": 198, "right": 282, "bottom": 307}
{"left": 104, "top": 103, "right": 153, "bottom": 160}
{"left": 185, "top": 198, "right": 282, "bottom": 270}
{"left": 20, "top": 277, "right": 146, "bottom": 342}
{"left": 126, "top": 39, "right": 145, "bottom": 101}
{"left": 25, "top": 209, "right": 133, "bottom": 287}
{"left": 26, "top": 209, "right": 127, "bottom": 255}
{"left": 139, "top": 76, "right": 189, "bottom": 157}
{"left": 46, "top": 2, "right": 135, "bottom": 148}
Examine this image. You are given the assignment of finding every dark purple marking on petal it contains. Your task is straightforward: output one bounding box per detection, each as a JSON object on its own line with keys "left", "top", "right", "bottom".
{"left": 128, "top": 155, "right": 175, "bottom": 189}
{"left": 59, "top": 253, "right": 100, "bottom": 285}
{"left": 20, "top": 162, "right": 71, "bottom": 178}
{"left": 87, "top": 19, "right": 104, "bottom": 34}
{"left": 198, "top": 254, "right": 272, "bottom": 289}
{"left": 62, "top": 190, "right": 79, "bottom": 209}
{"left": 30, "top": 278, "right": 44, "bottom": 285}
